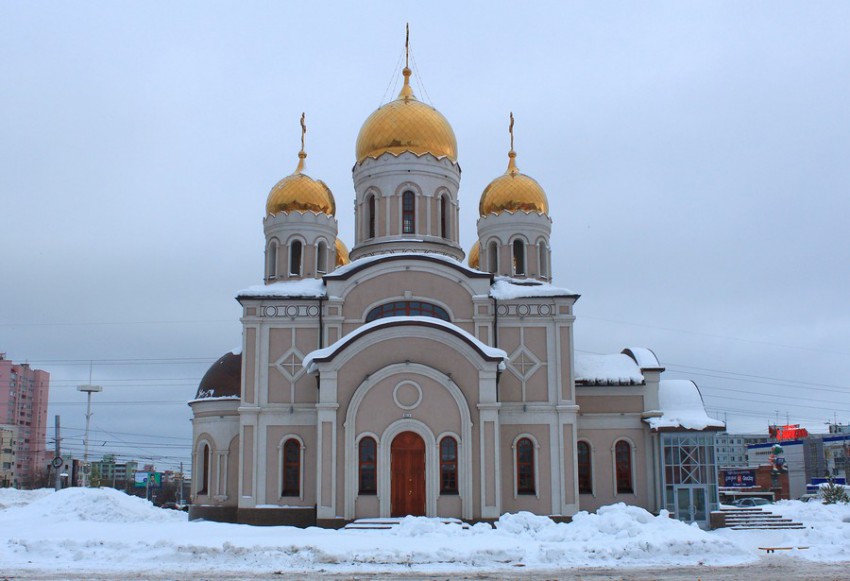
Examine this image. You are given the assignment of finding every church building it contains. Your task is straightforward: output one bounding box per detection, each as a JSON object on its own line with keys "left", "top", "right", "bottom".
{"left": 189, "top": 40, "right": 724, "bottom": 529}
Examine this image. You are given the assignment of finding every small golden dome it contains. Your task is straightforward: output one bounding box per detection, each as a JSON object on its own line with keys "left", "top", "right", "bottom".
{"left": 479, "top": 114, "right": 548, "bottom": 216}
{"left": 468, "top": 240, "right": 480, "bottom": 269}
{"left": 355, "top": 67, "right": 457, "bottom": 163}
{"left": 335, "top": 238, "right": 350, "bottom": 267}
{"left": 266, "top": 114, "right": 336, "bottom": 216}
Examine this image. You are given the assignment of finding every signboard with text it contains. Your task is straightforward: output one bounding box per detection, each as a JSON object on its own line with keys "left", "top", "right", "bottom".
{"left": 723, "top": 469, "right": 756, "bottom": 487}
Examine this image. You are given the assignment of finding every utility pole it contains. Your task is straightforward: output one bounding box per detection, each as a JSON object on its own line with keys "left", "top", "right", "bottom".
{"left": 77, "top": 381, "right": 102, "bottom": 487}
{"left": 178, "top": 461, "right": 184, "bottom": 506}
{"left": 53, "top": 415, "right": 62, "bottom": 491}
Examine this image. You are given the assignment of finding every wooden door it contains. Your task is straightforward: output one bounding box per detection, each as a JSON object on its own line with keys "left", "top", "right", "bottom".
{"left": 391, "top": 431, "right": 426, "bottom": 516}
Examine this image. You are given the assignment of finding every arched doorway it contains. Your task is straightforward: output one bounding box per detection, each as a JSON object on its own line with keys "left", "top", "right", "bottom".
{"left": 391, "top": 431, "right": 426, "bottom": 516}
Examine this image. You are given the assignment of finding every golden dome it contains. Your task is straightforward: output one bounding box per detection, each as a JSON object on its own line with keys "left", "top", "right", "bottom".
{"left": 468, "top": 240, "right": 480, "bottom": 269}
{"left": 355, "top": 67, "right": 457, "bottom": 163}
{"left": 335, "top": 238, "right": 350, "bottom": 267}
{"left": 266, "top": 114, "right": 336, "bottom": 216}
{"left": 479, "top": 114, "right": 549, "bottom": 217}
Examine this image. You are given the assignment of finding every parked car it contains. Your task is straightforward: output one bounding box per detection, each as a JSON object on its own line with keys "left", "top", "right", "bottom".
{"left": 160, "top": 502, "right": 188, "bottom": 511}
{"left": 800, "top": 493, "right": 820, "bottom": 503}
{"left": 733, "top": 497, "right": 772, "bottom": 507}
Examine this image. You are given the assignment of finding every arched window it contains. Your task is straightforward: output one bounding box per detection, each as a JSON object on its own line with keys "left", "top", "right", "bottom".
{"left": 365, "top": 300, "right": 450, "bottom": 322}
{"left": 440, "top": 195, "right": 449, "bottom": 239}
{"left": 359, "top": 437, "right": 377, "bottom": 495}
{"left": 577, "top": 441, "right": 592, "bottom": 494}
{"left": 281, "top": 439, "right": 300, "bottom": 496}
{"left": 513, "top": 239, "right": 525, "bottom": 276}
{"left": 367, "top": 194, "right": 376, "bottom": 239}
{"left": 316, "top": 240, "right": 328, "bottom": 274}
{"left": 402, "top": 190, "right": 415, "bottom": 234}
{"left": 488, "top": 241, "right": 499, "bottom": 273}
{"left": 440, "top": 436, "right": 458, "bottom": 494}
{"left": 198, "top": 443, "right": 210, "bottom": 495}
{"left": 538, "top": 241, "right": 548, "bottom": 279}
{"left": 516, "top": 437, "right": 535, "bottom": 495}
{"left": 267, "top": 240, "right": 278, "bottom": 280}
{"left": 289, "top": 240, "right": 302, "bottom": 276}
{"left": 616, "top": 440, "right": 633, "bottom": 494}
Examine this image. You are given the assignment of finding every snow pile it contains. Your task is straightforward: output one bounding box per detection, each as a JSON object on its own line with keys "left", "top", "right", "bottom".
{"left": 646, "top": 380, "right": 725, "bottom": 431}
{"left": 0, "top": 487, "right": 52, "bottom": 510}
{"left": 8, "top": 489, "right": 850, "bottom": 576}
{"left": 575, "top": 353, "right": 644, "bottom": 384}
{"left": 493, "top": 506, "right": 749, "bottom": 566}
{"left": 5, "top": 487, "right": 186, "bottom": 524}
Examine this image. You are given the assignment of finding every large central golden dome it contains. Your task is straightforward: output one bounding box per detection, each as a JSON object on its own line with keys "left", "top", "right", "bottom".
{"left": 356, "top": 67, "right": 457, "bottom": 163}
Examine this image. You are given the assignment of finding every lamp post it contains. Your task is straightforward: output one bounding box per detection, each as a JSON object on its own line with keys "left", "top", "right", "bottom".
{"left": 77, "top": 384, "right": 102, "bottom": 486}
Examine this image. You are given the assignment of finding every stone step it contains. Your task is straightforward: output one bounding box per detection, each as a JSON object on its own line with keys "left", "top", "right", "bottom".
{"left": 343, "top": 517, "right": 471, "bottom": 531}
{"left": 727, "top": 523, "right": 806, "bottom": 531}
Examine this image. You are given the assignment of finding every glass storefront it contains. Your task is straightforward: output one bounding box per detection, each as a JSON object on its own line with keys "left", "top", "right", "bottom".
{"left": 661, "top": 433, "right": 718, "bottom": 528}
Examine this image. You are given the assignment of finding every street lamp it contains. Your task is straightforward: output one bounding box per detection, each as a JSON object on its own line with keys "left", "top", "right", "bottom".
{"left": 77, "top": 384, "right": 102, "bottom": 486}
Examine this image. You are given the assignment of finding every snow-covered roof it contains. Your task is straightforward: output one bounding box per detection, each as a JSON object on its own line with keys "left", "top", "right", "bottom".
{"left": 622, "top": 347, "right": 661, "bottom": 369}
{"left": 575, "top": 353, "right": 644, "bottom": 385}
{"left": 646, "top": 379, "right": 725, "bottom": 431}
{"left": 303, "top": 316, "right": 507, "bottom": 373}
{"left": 490, "top": 277, "right": 577, "bottom": 300}
{"left": 237, "top": 278, "right": 326, "bottom": 299}
{"left": 328, "top": 251, "right": 487, "bottom": 279}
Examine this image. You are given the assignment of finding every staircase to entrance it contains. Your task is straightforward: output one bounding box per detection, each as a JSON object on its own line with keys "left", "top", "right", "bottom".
{"left": 344, "top": 517, "right": 471, "bottom": 531}
{"left": 711, "top": 507, "right": 806, "bottom": 530}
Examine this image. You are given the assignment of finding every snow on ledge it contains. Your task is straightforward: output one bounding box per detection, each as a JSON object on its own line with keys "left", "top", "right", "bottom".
{"left": 646, "top": 380, "right": 725, "bottom": 431}
{"left": 187, "top": 395, "right": 240, "bottom": 404}
{"left": 328, "top": 251, "right": 479, "bottom": 278}
{"left": 575, "top": 353, "right": 644, "bottom": 385}
{"left": 490, "top": 277, "right": 576, "bottom": 300}
{"left": 303, "top": 316, "right": 508, "bottom": 372}
{"left": 237, "top": 278, "right": 326, "bottom": 299}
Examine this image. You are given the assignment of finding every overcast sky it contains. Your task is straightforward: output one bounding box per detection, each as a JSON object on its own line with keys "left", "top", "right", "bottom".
{"left": 2, "top": 2, "right": 849, "bottom": 476}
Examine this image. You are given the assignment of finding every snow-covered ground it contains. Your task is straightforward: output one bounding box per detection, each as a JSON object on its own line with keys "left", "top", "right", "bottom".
{"left": 1, "top": 488, "right": 849, "bottom": 579}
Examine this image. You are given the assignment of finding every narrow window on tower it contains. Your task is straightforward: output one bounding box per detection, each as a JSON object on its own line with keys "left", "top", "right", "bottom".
{"left": 289, "top": 240, "right": 302, "bottom": 276}
{"left": 281, "top": 438, "right": 301, "bottom": 496}
{"left": 440, "top": 436, "right": 458, "bottom": 494}
{"left": 402, "top": 191, "right": 415, "bottom": 234}
{"left": 488, "top": 241, "right": 499, "bottom": 273}
{"left": 316, "top": 240, "right": 328, "bottom": 274}
{"left": 267, "top": 240, "right": 278, "bottom": 280}
{"left": 367, "top": 195, "right": 376, "bottom": 239}
{"left": 440, "top": 195, "right": 449, "bottom": 238}
{"left": 359, "top": 437, "right": 377, "bottom": 495}
{"left": 512, "top": 239, "right": 525, "bottom": 276}
{"left": 538, "top": 241, "right": 548, "bottom": 279}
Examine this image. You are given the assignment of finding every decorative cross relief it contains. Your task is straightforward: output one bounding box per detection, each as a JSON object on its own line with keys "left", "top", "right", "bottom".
{"left": 507, "top": 346, "right": 541, "bottom": 381}
{"left": 274, "top": 348, "right": 306, "bottom": 382}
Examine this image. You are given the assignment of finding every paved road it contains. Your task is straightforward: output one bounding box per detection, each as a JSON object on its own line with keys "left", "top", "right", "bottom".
{"left": 3, "top": 558, "right": 848, "bottom": 580}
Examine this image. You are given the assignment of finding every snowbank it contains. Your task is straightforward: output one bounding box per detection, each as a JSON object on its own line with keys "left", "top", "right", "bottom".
{"left": 0, "top": 488, "right": 767, "bottom": 576}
